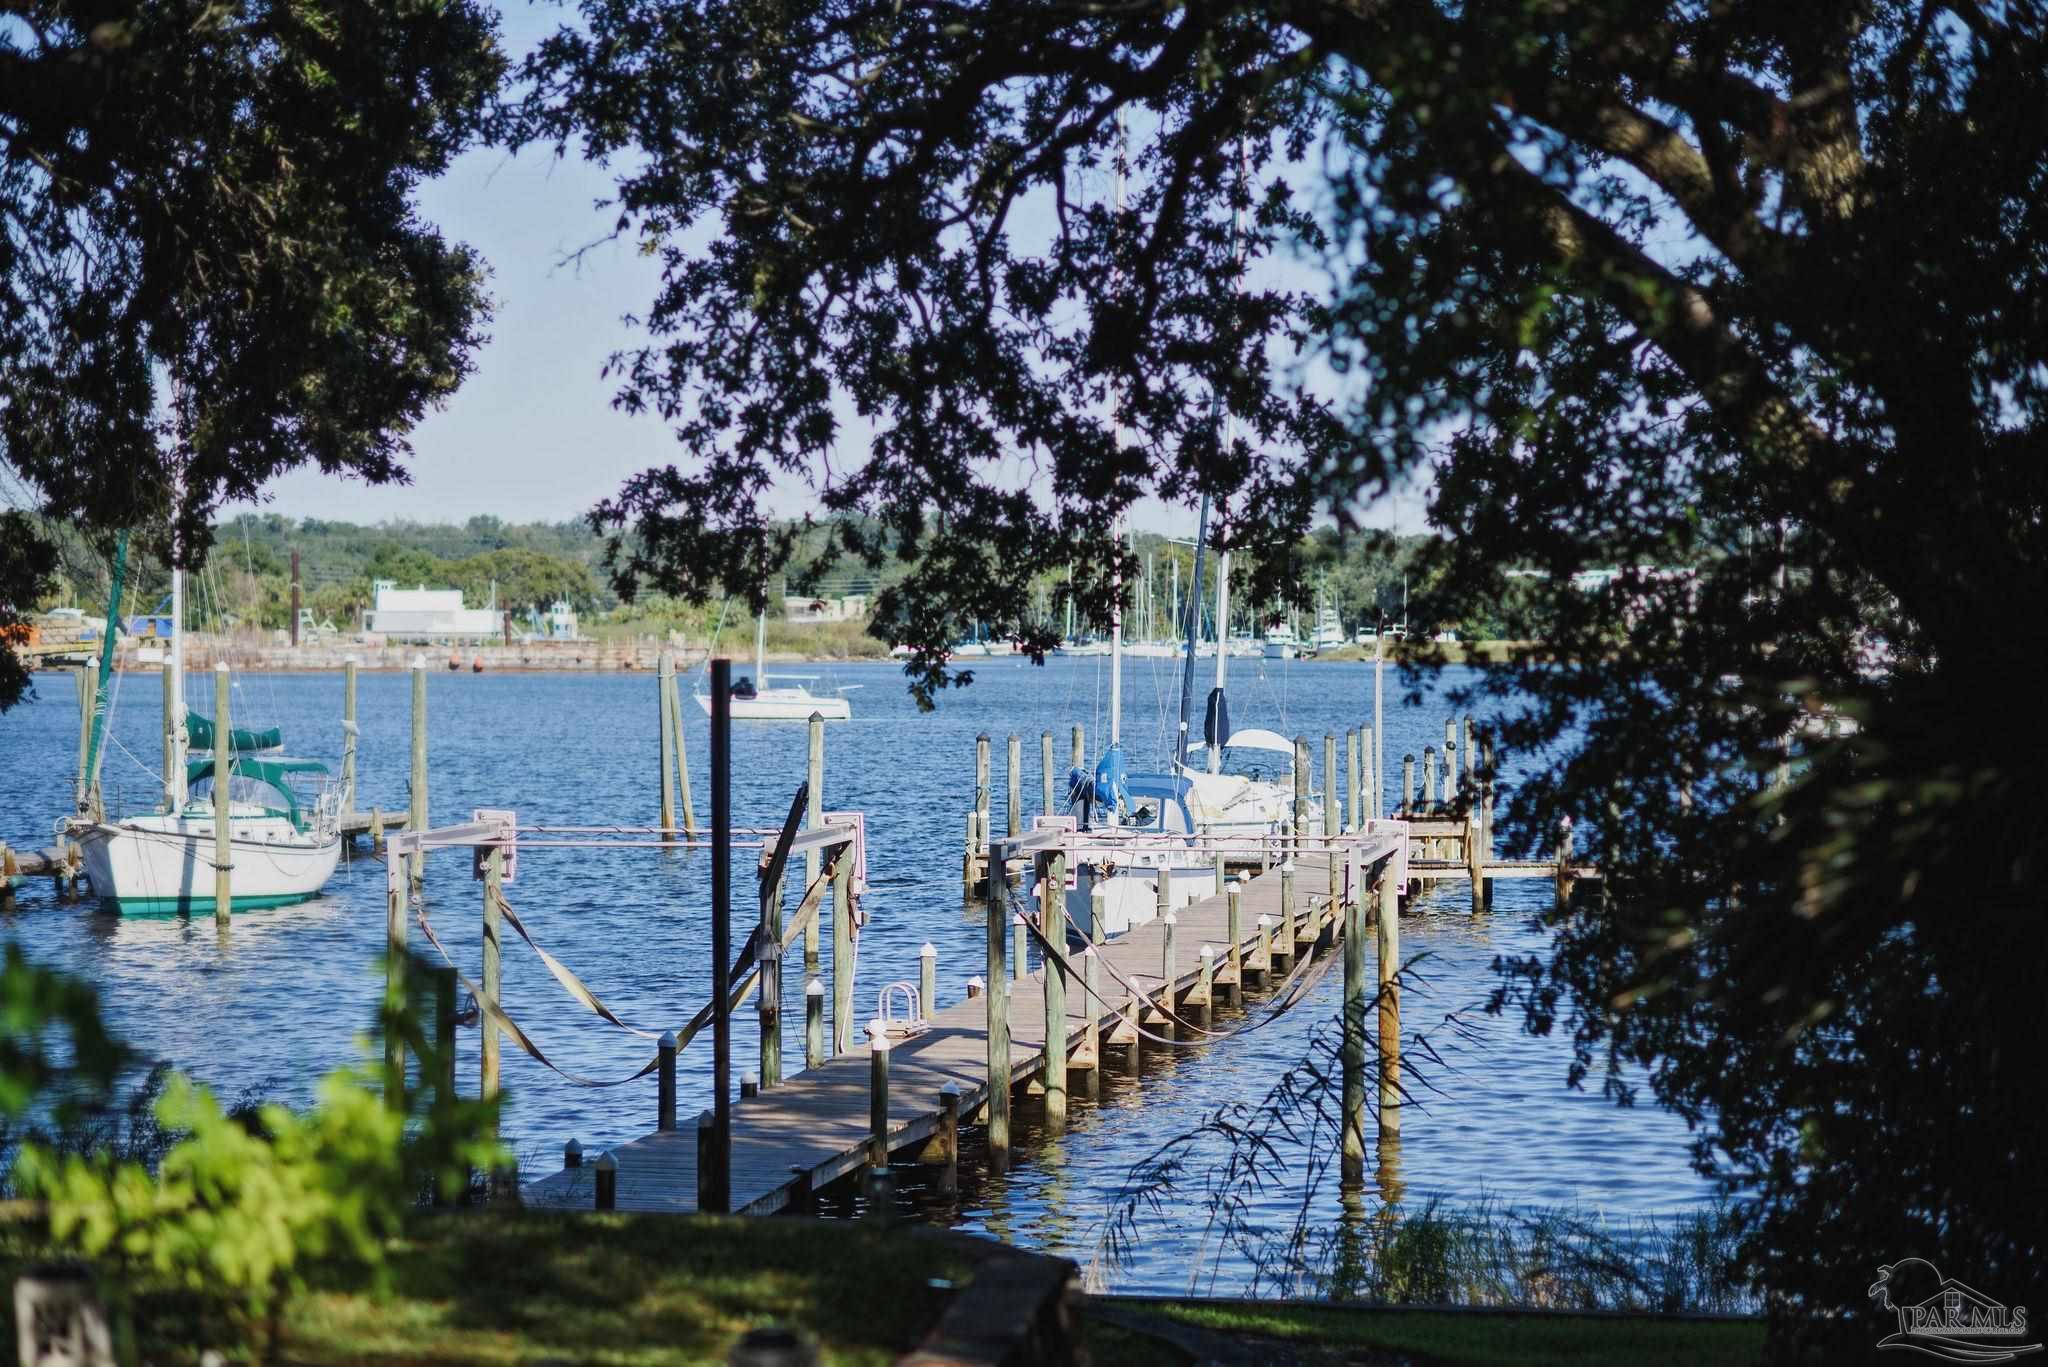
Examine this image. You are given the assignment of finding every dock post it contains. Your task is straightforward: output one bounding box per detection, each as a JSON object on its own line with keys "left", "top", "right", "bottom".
{"left": 1444, "top": 717, "right": 1459, "bottom": 809}
{"left": 1555, "top": 816, "right": 1575, "bottom": 908}
{"left": 741, "top": 1072, "right": 759, "bottom": 1099}
{"left": 383, "top": 851, "right": 406, "bottom": 1102}
{"left": 1011, "top": 913, "right": 1026, "bottom": 980}
{"left": 1007, "top": 734, "right": 1022, "bottom": 840}
{"left": 481, "top": 844, "right": 504, "bottom": 1108}
{"left": 986, "top": 834, "right": 1011, "bottom": 1172}
{"left": 1071, "top": 723, "right": 1085, "bottom": 772}
{"left": 1402, "top": 754, "right": 1415, "bottom": 817}
{"left": 1041, "top": 731, "right": 1055, "bottom": 816}
{"left": 658, "top": 652, "right": 677, "bottom": 832}
{"left": 970, "top": 733, "right": 991, "bottom": 895}
{"left": 434, "top": 964, "right": 458, "bottom": 1103}
{"left": 1324, "top": 733, "right": 1341, "bottom": 906}
{"left": 1341, "top": 846, "right": 1367, "bottom": 1186}
{"left": 695, "top": 1110, "right": 720, "bottom": 1211}
{"left": 1158, "top": 911, "right": 1178, "bottom": 1041}
{"left": 212, "top": 663, "right": 231, "bottom": 927}
{"left": 1196, "top": 946, "right": 1214, "bottom": 1030}
{"left": 919, "top": 942, "right": 936, "bottom": 1021}
{"left": 1480, "top": 731, "right": 1498, "bottom": 906}
{"left": 934, "top": 1082, "right": 961, "bottom": 1196}
{"left": 1226, "top": 879, "right": 1243, "bottom": 1004}
{"left": 1156, "top": 864, "right": 1172, "bottom": 925}
{"left": 1363, "top": 726, "right": 1377, "bottom": 820}
{"left": 341, "top": 657, "right": 359, "bottom": 818}
{"left": 1292, "top": 736, "right": 1311, "bottom": 859}
{"left": 1253, "top": 914, "right": 1273, "bottom": 987}
{"left": 1463, "top": 716, "right": 1476, "bottom": 786}
{"left": 1421, "top": 744, "right": 1437, "bottom": 812}
{"left": 594, "top": 1152, "right": 617, "bottom": 1211}
{"left": 1275, "top": 864, "right": 1296, "bottom": 973}
{"left": 669, "top": 663, "right": 697, "bottom": 836}
{"left": 867, "top": 1021, "right": 891, "bottom": 1166}
{"left": 805, "top": 713, "right": 823, "bottom": 974}
{"left": 1082, "top": 947, "right": 1102, "bottom": 1099}
{"left": 759, "top": 855, "right": 782, "bottom": 1089}
{"left": 657, "top": 1031, "right": 678, "bottom": 1131}
{"left": 1043, "top": 851, "right": 1068, "bottom": 1132}
{"left": 409, "top": 656, "right": 428, "bottom": 898}
{"left": 563, "top": 1138, "right": 582, "bottom": 1170}
{"left": 831, "top": 849, "right": 854, "bottom": 1055}
{"left": 966, "top": 975, "right": 985, "bottom": 1000}
{"left": 1120, "top": 994, "right": 1142, "bottom": 1074}
{"left": 1378, "top": 855, "right": 1402, "bottom": 1141}
{"left": 1214, "top": 851, "right": 1226, "bottom": 897}
{"left": 370, "top": 806, "right": 384, "bottom": 854}
{"left": 1347, "top": 729, "right": 1361, "bottom": 831}
{"left": 805, "top": 978, "right": 825, "bottom": 1069}
{"left": 1089, "top": 881, "right": 1107, "bottom": 945}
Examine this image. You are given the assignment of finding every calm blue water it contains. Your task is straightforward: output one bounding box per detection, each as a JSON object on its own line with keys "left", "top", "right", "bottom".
{"left": 0, "top": 655, "right": 1716, "bottom": 1289}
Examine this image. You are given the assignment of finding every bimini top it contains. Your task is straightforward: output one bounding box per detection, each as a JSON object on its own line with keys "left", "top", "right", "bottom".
{"left": 185, "top": 755, "right": 330, "bottom": 831}
{"left": 1186, "top": 727, "right": 1296, "bottom": 755}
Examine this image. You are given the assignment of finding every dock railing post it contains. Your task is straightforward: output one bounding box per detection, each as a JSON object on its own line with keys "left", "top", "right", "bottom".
{"left": 1463, "top": 715, "right": 1476, "bottom": 786}
{"left": 1082, "top": 947, "right": 1101, "bottom": 1099}
{"left": 657, "top": 1031, "right": 677, "bottom": 1131}
{"left": 1466, "top": 743, "right": 1488, "bottom": 915}
{"left": 1422, "top": 744, "right": 1437, "bottom": 812}
{"left": 1378, "top": 851, "right": 1402, "bottom": 1141}
{"left": 919, "top": 942, "right": 936, "bottom": 1022}
{"left": 695, "top": 1111, "right": 719, "bottom": 1211}
{"left": 658, "top": 652, "right": 677, "bottom": 832}
{"left": 1254, "top": 914, "right": 1272, "bottom": 986}
{"left": 594, "top": 1152, "right": 617, "bottom": 1211}
{"left": 1402, "top": 753, "right": 1415, "bottom": 817}
{"left": 805, "top": 713, "right": 823, "bottom": 973}
{"left": 1341, "top": 846, "right": 1367, "bottom": 1186}
{"left": 706, "top": 658, "right": 733, "bottom": 1216}
{"left": 1159, "top": 911, "right": 1178, "bottom": 1041}
{"left": 1444, "top": 717, "right": 1459, "bottom": 809}
{"left": 341, "top": 657, "right": 359, "bottom": 817}
{"left": 867, "top": 1020, "right": 891, "bottom": 1166}
{"left": 1041, "top": 731, "right": 1055, "bottom": 817}
{"left": 1292, "top": 736, "right": 1311, "bottom": 861}
{"left": 985, "top": 836, "right": 1011, "bottom": 1172}
{"left": 370, "top": 806, "right": 384, "bottom": 854}
{"left": 1363, "top": 725, "right": 1377, "bottom": 821}
{"left": 1275, "top": 864, "right": 1296, "bottom": 972}
{"left": 1195, "top": 946, "right": 1214, "bottom": 1029}
{"left": 1324, "top": 733, "right": 1341, "bottom": 907}
{"left": 1011, "top": 913, "right": 1026, "bottom": 981}
{"left": 1480, "top": 731, "right": 1498, "bottom": 906}
{"left": 1043, "top": 852, "right": 1068, "bottom": 1132}
{"left": 409, "top": 655, "right": 428, "bottom": 898}
{"left": 805, "top": 977, "right": 825, "bottom": 1069}
{"left": 212, "top": 663, "right": 231, "bottom": 927}
{"left": 482, "top": 843, "right": 504, "bottom": 1111}
{"left": 759, "top": 831, "right": 783, "bottom": 1088}
{"left": 970, "top": 733, "right": 991, "bottom": 895}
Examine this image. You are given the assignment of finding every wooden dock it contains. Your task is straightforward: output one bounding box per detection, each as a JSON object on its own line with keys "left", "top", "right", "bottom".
{"left": 525, "top": 843, "right": 1390, "bottom": 1214}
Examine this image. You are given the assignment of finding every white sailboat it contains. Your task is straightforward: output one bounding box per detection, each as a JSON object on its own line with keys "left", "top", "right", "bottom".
{"left": 71, "top": 563, "right": 342, "bottom": 915}
{"left": 695, "top": 610, "right": 853, "bottom": 721}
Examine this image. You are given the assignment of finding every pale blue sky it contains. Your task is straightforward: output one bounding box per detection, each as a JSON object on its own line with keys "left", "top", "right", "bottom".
{"left": 257, "top": 5, "right": 1431, "bottom": 538}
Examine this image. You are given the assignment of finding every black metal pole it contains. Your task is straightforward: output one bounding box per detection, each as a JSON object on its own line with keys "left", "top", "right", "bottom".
{"left": 1173, "top": 494, "right": 1211, "bottom": 772}
{"left": 709, "top": 656, "right": 732, "bottom": 1213}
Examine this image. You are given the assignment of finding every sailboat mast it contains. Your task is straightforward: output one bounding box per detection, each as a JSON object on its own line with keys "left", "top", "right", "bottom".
{"left": 755, "top": 609, "right": 767, "bottom": 682}
{"left": 1209, "top": 518, "right": 1231, "bottom": 774}
{"left": 167, "top": 563, "right": 187, "bottom": 808}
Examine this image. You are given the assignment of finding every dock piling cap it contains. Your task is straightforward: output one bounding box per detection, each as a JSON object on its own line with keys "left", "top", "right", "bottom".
{"left": 1199, "top": 945, "right": 1214, "bottom": 959}
{"left": 866, "top": 1019, "right": 890, "bottom": 1049}
{"left": 806, "top": 977, "right": 825, "bottom": 997}
{"left": 594, "top": 1151, "right": 617, "bottom": 1172}
{"left": 1256, "top": 914, "right": 1272, "bottom": 927}
{"left": 697, "top": 1109, "right": 716, "bottom": 1129}
{"left": 659, "top": 1030, "right": 677, "bottom": 1050}
{"left": 920, "top": 941, "right": 936, "bottom": 957}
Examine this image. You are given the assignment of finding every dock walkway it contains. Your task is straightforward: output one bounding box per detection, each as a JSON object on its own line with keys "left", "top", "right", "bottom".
{"left": 525, "top": 846, "right": 1383, "bottom": 1215}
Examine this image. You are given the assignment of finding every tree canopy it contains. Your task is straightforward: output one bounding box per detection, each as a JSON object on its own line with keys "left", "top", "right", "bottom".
{"left": 522, "top": 1, "right": 2045, "bottom": 1353}
{"left": 0, "top": 0, "right": 505, "bottom": 705}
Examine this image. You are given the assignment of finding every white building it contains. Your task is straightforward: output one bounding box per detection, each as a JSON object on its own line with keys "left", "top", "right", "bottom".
{"left": 367, "top": 581, "right": 503, "bottom": 642}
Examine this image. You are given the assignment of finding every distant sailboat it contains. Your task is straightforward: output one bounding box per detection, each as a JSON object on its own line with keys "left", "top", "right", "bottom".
{"left": 695, "top": 610, "right": 852, "bottom": 720}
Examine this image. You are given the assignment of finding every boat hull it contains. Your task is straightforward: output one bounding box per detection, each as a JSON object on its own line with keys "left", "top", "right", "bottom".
{"left": 692, "top": 691, "right": 851, "bottom": 720}
{"left": 76, "top": 818, "right": 341, "bottom": 915}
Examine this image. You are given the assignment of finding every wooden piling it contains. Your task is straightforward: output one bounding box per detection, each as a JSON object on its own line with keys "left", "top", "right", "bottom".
{"left": 1082, "top": 948, "right": 1102, "bottom": 1097}
{"left": 759, "top": 834, "right": 782, "bottom": 1088}
{"left": 595, "top": 1152, "right": 617, "bottom": 1211}
{"left": 1012, "top": 913, "right": 1027, "bottom": 981}
{"left": 1226, "top": 879, "right": 1244, "bottom": 1004}
{"left": 1292, "top": 736, "right": 1311, "bottom": 857}
{"left": 1347, "top": 729, "right": 1361, "bottom": 831}
{"left": 695, "top": 1111, "right": 720, "bottom": 1211}
{"left": 658, "top": 652, "right": 678, "bottom": 832}
{"left": 658, "top": 1031, "right": 678, "bottom": 1131}
{"left": 1156, "top": 864, "right": 1172, "bottom": 926}
{"left": 1214, "top": 852, "right": 1226, "bottom": 898}
{"left": 1195, "top": 947, "right": 1214, "bottom": 1030}
{"left": 1341, "top": 847, "right": 1367, "bottom": 1185}
{"left": 1378, "top": 857, "right": 1401, "bottom": 1140}
{"left": 919, "top": 942, "right": 936, "bottom": 1020}
{"left": 370, "top": 806, "right": 384, "bottom": 854}
{"left": 966, "top": 976, "right": 985, "bottom": 1000}
{"left": 806, "top": 977, "right": 825, "bottom": 1070}
{"left": 1324, "top": 733, "right": 1341, "bottom": 905}
{"left": 831, "top": 849, "right": 855, "bottom": 1055}
{"left": 1007, "top": 734, "right": 1022, "bottom": 840}
{"left": 1254, "top": 914, "right": 1273, "bottom": 986}
{"left": 1041, "top": 730, "right": 1055, "bottom": 817}
{"left": 741, "top": 1072, "right": 760, "bottom": 1099}
{"left": 1043, "top": 853, "right": 1068, "bottom": 1131}
{"left": 1480, "top": 731, "right": 1498, "bottom": 906}
{"left": 805, "top": 713, "right": 823, "bottom": 974}
{"left": 481, "top": 844, "right": 504, "bottom": 1106}
{"left": 868, "top": 1024, "right": 891, "bottom": 1166}
{"left": 383, "top": 844, "right": 406, "bottom": 1101}
{"left": 933, "top": 1082, "right": 960, "bottom": 1196}
{"left": 1463, "top": 716, "right": 1476, "bottom": 785}
{"left": 563, "top": 1138, "right": 582, "bottom": 1170}
{"left": 1090, "top": 881, "right": 1107, "bottom": 944}
{"left": 1443, "top": 718, "right": 1459, "bottom": 807}
{"left": 1120, "top": 994, "right": 1142, "bottom": 1074}
{"left": 341, "top": 657, "right": 359, "bottom": 817}
{"left": 667, "top": 665, "right": 696, "bottom": 835}
{"left": 212, "top": 664, "right": 231, "bottom": 926}
{"left": 1555, "top": 817, "right": 1575, "bottom": 908}
{"left": 1275, "top": 864, "right": 1296, "bottom": 972}
{"left": 1071, "top": 723, "right": 1085, "bottom": 772}
{"left": 1421, "top": 744, "right": 1437, "bottom": 811}
{"left": 986, "top": 849, "right": 1011, "bottom": 1170}
{"left": 1402, "top": 753, "right": 1415, "bottom": 816}
{"left": 409, "top": 656, "right": 428, "bottom": 897}
{"left": 971, "top": 733, "right": 991, "bottom": 894}
{"left": 1158, "top": 911, "right": 1178, "bottom": 1041}
{"left": 1363, "top": 725, "right": 1377, "bottom": 821}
